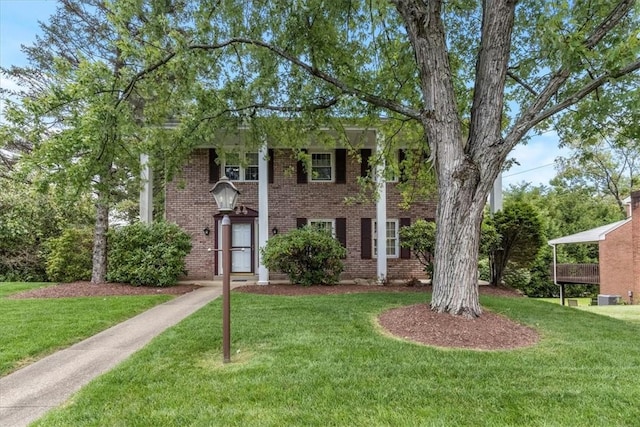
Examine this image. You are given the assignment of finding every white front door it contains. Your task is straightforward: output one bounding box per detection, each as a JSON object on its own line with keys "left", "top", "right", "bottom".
{"left": 231, "top": 223, "right": 252, "bottom": 273}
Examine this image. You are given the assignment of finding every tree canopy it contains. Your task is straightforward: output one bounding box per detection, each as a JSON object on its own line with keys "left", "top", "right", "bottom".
{"left": 2, "top": 0, "right": 638, "bottom": 315}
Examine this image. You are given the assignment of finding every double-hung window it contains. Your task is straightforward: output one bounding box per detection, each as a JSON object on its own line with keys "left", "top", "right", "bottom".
{"left": 310, "top": 152, "right": 333, "bottom": 182}
{"left": 309, "top": 219, "right": 335, "bottom": 237}
{"left": 224, "top": 152, "right": 259, "bottom": 182}
{"left": 373, "top": 220, "right": 399, "bottom": 258}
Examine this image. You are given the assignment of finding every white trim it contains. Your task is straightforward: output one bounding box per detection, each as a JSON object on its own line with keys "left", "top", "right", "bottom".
{"left": 375, "top": 133, "right": 388, "bottom": 281}
{"left": 257, "top": 144, "right": 269, "bottom": 285}
{"left": 547, "top": 218, "right": 631, "bottom": 245}
{"left": 309, "top": 151, "right": 335, "bottom": 182}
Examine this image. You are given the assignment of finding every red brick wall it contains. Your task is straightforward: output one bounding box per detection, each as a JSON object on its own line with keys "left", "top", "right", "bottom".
{"left": 632, "top": 191, "right": 640, "bottom": 303}
{"left": 599, "top": 221, "right": 633, "bottom": 302}
{"left": 166, "top": 148, "right": 437, "bottom": 281}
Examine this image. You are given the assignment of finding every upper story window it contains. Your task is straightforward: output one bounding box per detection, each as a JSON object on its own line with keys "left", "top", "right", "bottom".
{"left": 309, "top": 219, "right": 336, "bottom": 237}
{"left": 310, "top": 152, "right": 333, "bottom": 182}
{"left": 224, "top": 152, "right": 258, "bottom": 182}
{"left": 373, "top": 219, "right": 399, "bottom": 258}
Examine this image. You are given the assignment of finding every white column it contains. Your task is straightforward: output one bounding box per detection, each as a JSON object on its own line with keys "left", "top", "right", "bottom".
{"left": 375, "top": 133, "right": 387, "bottom": 282}
{"left": 257, "top": 144, "right": 270, "bottom": 285}
{"left": 139, "top": 153, "right": 153, "bottom": 223}
{"left": 489, "top": 172, "right": 503, "bottom": 214}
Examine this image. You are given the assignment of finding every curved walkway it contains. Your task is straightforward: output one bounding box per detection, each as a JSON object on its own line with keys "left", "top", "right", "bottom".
{"left": 0, "top": 284, "right": 224, "bottom": 427}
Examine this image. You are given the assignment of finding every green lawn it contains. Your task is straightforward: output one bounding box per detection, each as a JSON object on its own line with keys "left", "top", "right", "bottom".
{"left": 537, "top": 297, "right": 640, "bottom": 324}
{"left": 536, "top": 297, "right": 593, "bottom": 306}
{"left": 0, "top": 282, "right": 174, "bottom": 376}
{"left": 35, "top": 291, "right": 640, "bottom": 426}
{"left": 577, "top": 304, "right": 640, "bottom": 324}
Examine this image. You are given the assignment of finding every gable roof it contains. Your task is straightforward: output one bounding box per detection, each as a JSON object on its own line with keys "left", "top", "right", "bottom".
{"left": 548, "top": 218, "right": 631, "bottom": 245}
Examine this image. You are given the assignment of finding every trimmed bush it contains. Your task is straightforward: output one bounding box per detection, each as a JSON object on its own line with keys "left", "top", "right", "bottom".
{"left": 399, "top": 219, "right": 436, "bottom": 275}
{"left": 261, "top": 226, "right": 346, "bottom": 286}
{"left": 45, "top": 227, "right": 94, "bottom": 282}
{"left": 107, "top": 222, "right": 192, "bottom": 287}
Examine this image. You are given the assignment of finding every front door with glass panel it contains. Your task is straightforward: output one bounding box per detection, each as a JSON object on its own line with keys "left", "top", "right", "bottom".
{"left": 231, "top": 223, "right": 253, "bottom": 273}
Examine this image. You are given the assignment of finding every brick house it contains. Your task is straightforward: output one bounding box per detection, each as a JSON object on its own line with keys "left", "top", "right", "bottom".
{"left": 163, "top": 127, "right": 436, "bottom": 284}
{"left": 549, "top": 190, "right": 640, "bottom": 304}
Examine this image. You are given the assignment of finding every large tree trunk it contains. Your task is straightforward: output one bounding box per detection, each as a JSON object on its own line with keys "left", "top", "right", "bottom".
{"left": 430, "top": 156, "right": 490, "bottom": 318}
{"left": 393, "top": 0, "right": 516, "bottom": 317}
{"left": 91, "top": 193, "right": 109, "bottom": 284}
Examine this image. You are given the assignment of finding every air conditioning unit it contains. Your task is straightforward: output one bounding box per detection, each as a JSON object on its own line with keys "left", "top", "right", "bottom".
{"left": 597, "top": 294, "right": 620, "bottom": 306}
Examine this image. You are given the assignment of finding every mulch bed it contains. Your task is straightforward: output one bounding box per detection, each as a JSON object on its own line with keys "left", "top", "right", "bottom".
{"left": 378, "top": 303, "right": 540, "bottom": 350}
{"left": 8, "top": 281, "right": 539, "bottom": 350}
{"left": 7, "top": 281, "right": 201, "bottom": 299}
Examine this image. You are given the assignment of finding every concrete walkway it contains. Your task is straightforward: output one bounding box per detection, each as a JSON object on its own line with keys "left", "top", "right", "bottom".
{"left": 0, "top": 284, "right": 225, "bottom": 427}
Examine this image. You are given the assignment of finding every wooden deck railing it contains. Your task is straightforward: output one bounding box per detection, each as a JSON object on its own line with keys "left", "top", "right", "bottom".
{"left": 550, "top": 263, "right": 600, "bottom": 285}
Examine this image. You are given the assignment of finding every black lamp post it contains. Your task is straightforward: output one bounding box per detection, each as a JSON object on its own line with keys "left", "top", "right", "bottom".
{"left": 209, "top": 176, "right": 240, "bottom": 363}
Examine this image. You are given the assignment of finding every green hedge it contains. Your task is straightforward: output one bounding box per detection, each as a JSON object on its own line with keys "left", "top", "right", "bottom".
{"left": 261, "top": 226, "right": 346, "bottom": 286}
{"left": 107, "top": 222, "right": 192, "bottom": 287}
{"left": 45, "top": 227, "right": 93, "bottom": 282}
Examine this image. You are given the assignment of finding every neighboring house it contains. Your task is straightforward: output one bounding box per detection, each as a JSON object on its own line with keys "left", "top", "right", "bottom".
{"left": 549, "top": 191, "right": 640, "bottom": 304}
{"left": 163, "top": 127, "right": 435, "bottom": 283}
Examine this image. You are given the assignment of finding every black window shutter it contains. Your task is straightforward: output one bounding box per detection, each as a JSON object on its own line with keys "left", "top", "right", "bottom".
{"left": 360, "top": 148, "right": 372, "bottom": 178}
{"left": 296, "top": 218, "right": 307, "bottom": 228}
{"left": 336, "top": 217, "right": 347, "bottom": 248}
{"left": 268, "top": 149, "right": 274, "bottom": 184}
{"left": 297, "top": 150, "right": 307, "bottom": 184}
{"left": 335, "top": 149, "right": 347, "bottom": 184}
{"left": 209, "top": 149, "right": 220, "bottom": 184}
{"left": 400, "top": 217, "right": 411, "bottom": 259}
{"left": 361, "top": 218, "right": 372, "bottom": 259}
{"left": 398, "top": 149, "right": 407, "bottom": 183}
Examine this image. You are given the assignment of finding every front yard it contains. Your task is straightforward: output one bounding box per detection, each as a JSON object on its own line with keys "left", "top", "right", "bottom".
{"left": 32, "top": 290, "right": 640, "bottom": 426}
{"left": 0, "top": 282, "right": 176, "bottom": 376}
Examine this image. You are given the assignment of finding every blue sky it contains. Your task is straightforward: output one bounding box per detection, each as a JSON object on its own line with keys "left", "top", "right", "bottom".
{"left": 0, "top": 0, "right": 569, "bottom": 188}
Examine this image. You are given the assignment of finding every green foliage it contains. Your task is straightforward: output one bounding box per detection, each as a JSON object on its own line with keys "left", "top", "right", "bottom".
{"left": 399, "top": 219, "right": 435, "bottom": 275}
{"left": 477, "top": 258, "right": 490, "bottom": 282}
{"left": 503, "top": 183, "right": 624, "bottom": 297}
{"left": 107, "top": 222, "right": 192, "bottom": 287}
{"left": 502, "top": 266, "right": 532, "bottom": 290}
{"left": 487, "top": 200, "right": 545, "bottom": 286}
{"left": 261, "top": 226, "right": 346, "bottom": 285}
{"left": 45, "top": 228, "right": 94, "bottom": 283}
{"left": 0, "top": 179, "right": 94, "bottom": 282}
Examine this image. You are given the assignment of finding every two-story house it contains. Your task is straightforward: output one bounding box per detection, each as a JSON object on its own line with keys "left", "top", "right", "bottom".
{"left": 162, "top": 127, "right": 435, "bottom": 284}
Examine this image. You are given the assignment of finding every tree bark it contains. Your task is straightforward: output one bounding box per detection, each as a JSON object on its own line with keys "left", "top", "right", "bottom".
{"left": 91, "top": 192, "right": 109, "bottom": 284}
{"left": 391, "top": 0, "right": 517, "bottom": 317}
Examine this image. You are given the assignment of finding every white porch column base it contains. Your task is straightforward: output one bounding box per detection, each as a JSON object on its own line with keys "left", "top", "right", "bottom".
{"left": 375, "top": 133, "right": 387, "bottom": 282}
{"left": 257, "top": 144, "right": 270, "bottom": 285}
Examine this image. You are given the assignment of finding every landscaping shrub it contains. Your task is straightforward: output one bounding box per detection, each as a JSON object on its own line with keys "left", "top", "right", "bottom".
{"left": 107, "top": 222, "right": 192, "bottom": 287}
{"left": 261, "top": 226, "right": 346, "bottom": 285}
{"left": 45, "top": 227, "right": 94, "bottom": 282}
{"left": 399, "top": 219, "right": 435, "bottom": 275}
{"left": 503, "top": 265, "right": 532, "bottom": 289}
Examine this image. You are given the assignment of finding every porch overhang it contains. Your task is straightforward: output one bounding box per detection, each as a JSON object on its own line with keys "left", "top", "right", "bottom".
{"left": 548, "top": 218, "right": 630, "bottom": 305}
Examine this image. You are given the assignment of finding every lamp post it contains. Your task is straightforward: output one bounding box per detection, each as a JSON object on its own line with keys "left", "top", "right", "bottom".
{"left": 210, "top": 176, "right": 240, "bottom": 363}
